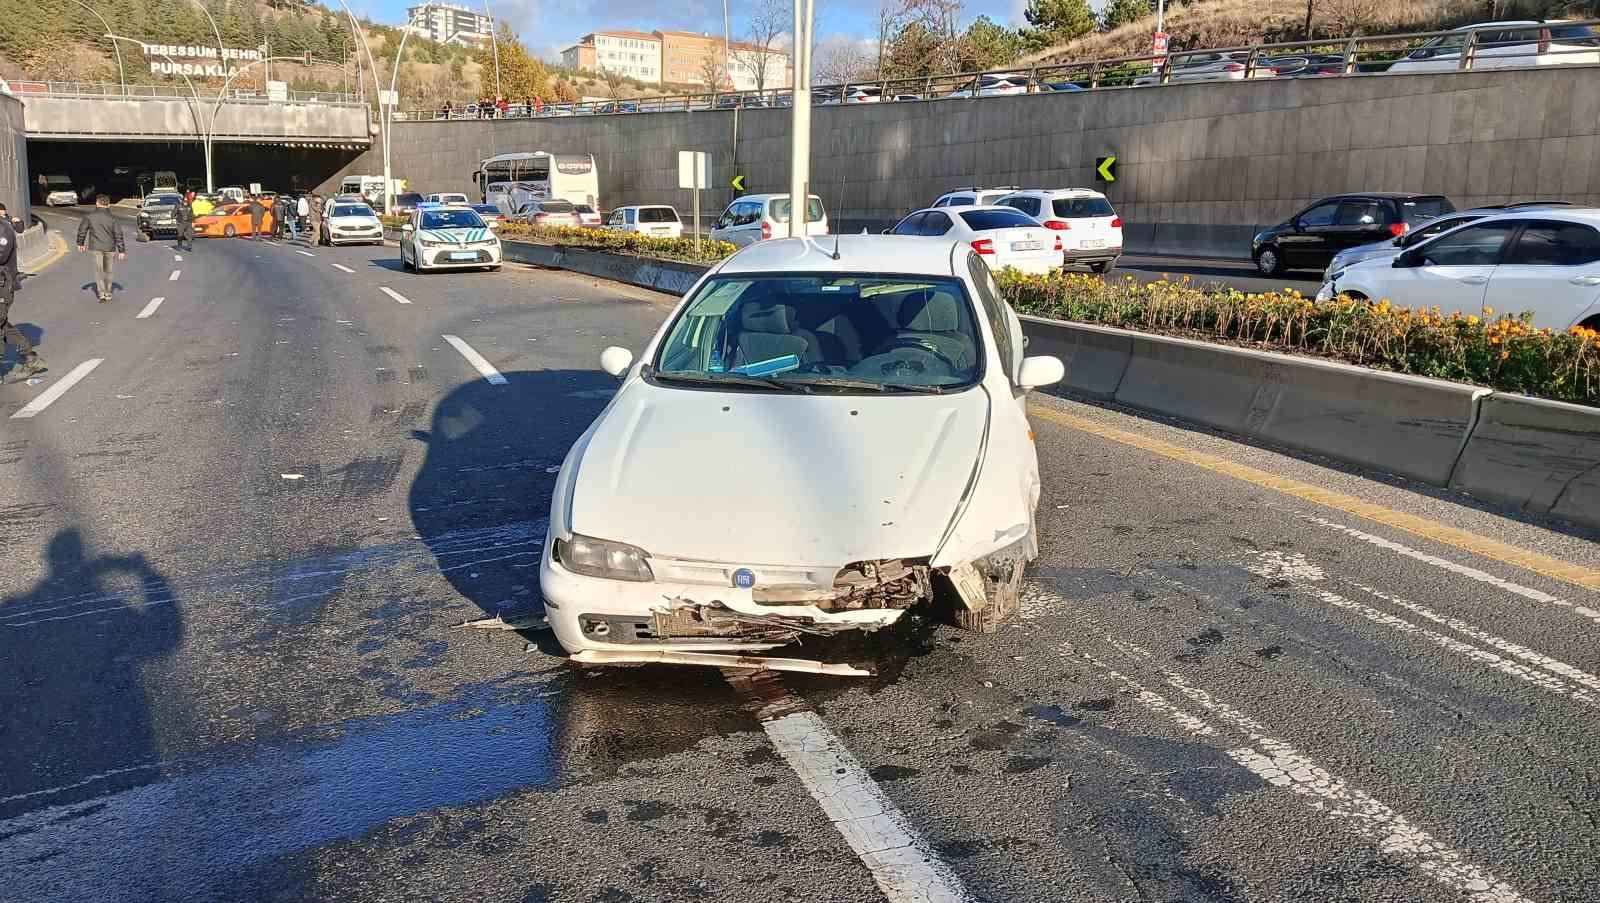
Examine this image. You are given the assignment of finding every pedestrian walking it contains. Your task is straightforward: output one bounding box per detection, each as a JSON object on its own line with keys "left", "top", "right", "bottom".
{"left": 248, "top": 196, "right": 265, "bottom": 240}
{"left": 75, "top": 195, "right": 125, "bottom": 304}
{"left": 295, "top": 194, "right": 310, "bottom": 241}
{"left": 0, "top": 205, "right": 44, "bottom": 380}
{"left": 308, "top": 193, "right": 323, "bottom": 246}
{"left": 175, "top": 191, "right": 196, "bottom": 252}
{"left": 274, "top": 196, "right": 289, "bottom": 239}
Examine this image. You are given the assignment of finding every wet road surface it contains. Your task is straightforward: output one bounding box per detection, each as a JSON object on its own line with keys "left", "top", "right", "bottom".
{"left": 2, "top": 217, "right": 1597, "bottom": 902}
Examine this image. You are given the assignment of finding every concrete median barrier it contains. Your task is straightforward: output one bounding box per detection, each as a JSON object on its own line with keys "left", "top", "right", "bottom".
{"left": 1024, "top": 320, "right": 1488, "bottom": 488}
{"left": 1450, "top": 394, "right": 1600, "bottom": 530}
{"left": 499, "top": 240, "right": 709, "bottom": 296}
{"left": 1019, "top": 316, "right": 1132, "bottom": 401}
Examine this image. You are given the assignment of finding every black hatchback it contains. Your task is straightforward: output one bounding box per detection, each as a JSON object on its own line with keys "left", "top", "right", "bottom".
{"left": 1252, "top": 193, "right": 1454, "bottom": 275}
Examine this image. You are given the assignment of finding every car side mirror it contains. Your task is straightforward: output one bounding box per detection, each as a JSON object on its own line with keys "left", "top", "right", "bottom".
{"left": 1018, "top": 355, "right": 1065, "bottom": 390}
{"left": 1393, "top": 250, "right": 1420, "bottom": 268}
{"left": 600, "top": 346, "right": 634, "bottom": 378}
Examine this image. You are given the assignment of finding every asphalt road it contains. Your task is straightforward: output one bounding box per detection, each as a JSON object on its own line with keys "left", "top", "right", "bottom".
{"left": 2, "top": 211, "right": 1598, "bottom": 903}
{"left": 1109, "top": 254, "right": 1326, "bottom": 294}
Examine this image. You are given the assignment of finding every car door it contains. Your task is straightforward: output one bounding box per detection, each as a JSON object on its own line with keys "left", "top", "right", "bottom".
{"left": 1481, "top": 219, "right": 1600, "bottom": 329}
{"left": 1278, "top": 200, "right": 1341, "bottom": 268}
{"left": 709, "top": 203, "right": 739, "bottom": 243}
{"left": 1379, "top": 220, "right": 1520, "bottom": 312}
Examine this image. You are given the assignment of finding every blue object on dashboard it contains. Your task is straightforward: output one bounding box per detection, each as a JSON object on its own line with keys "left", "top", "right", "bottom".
{"left": 734, "top": 354, "right": 800, "bottom": 377}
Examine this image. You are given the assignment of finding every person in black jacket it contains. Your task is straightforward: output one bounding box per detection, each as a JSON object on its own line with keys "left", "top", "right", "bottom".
{"left": 248, "top": 197, "right": 265, "bottom": 240}
{"left": 0, "top": 209, "right": 45, "bottom": 380}
{"left": 175, "top": 192, "right": 195, "bottom": 252}
{"left": 75, "top": 195, "right": 126, "bottom": 303}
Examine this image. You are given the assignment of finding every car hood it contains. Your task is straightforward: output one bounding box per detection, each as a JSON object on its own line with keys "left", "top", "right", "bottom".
{"left": 329, "top": 215, "right": 381, "bottom": 226}
{"left": 569, "top": 380, "right": 989, "bottom": 566}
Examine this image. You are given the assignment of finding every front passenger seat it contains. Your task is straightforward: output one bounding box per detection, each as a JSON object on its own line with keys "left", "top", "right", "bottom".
{"left": 888, "top": 290, "right": 975, "bottom": 371}
{"left": 730, "top": 301, "right": 820, "bottom": 369}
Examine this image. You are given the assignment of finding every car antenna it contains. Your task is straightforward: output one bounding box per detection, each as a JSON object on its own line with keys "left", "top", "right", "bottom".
{"left": 830, "top": 232, "right": 842, "bottom": 260}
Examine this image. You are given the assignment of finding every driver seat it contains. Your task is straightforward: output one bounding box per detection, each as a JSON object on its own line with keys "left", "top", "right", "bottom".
{"left": 888, "top": 290, "right": 975, "bottom": 371}
{"left": 730, "top": 301, "right": 821, "bottom": 369}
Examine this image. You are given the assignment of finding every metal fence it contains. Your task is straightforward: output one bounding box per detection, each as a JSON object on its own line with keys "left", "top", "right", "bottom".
{"left": 395, "top": 18, "right": 1600, "bottom": 121}
{"left": 7, "top": 80, "right": 361, "bottom": 105}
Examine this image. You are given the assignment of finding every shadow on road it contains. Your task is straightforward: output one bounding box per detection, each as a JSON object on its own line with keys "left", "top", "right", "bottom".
{"left": 367, "top": 258, "right": 404, "bottom": 272}
{"left": 0, "top": 529, "right": 183, "bottom": 818}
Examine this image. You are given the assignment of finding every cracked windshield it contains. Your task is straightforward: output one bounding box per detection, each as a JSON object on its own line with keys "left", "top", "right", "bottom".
{"left": 3, "top": 0, "right": 1600, "bottom": 901}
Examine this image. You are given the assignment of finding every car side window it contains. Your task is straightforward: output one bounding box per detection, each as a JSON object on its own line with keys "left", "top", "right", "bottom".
{"left": 1416, "top": 221, "right": 1519, "bottom": 266}
{"left": 1017, "top": 197, "right": 1041, "bottom": 217}
{"left": 1298, "top": 202, "right": 1341, "bottom": 228}
{"left": 951, "top": 196, "right": 975, "bottom": 206}
{"left": 967, "top": 252, "right": 1016, "bottom": 383}
{"left": 737, "top": 202, "right": 762, "bottom": 226}
{"left": 893, "top": 213, "right": 925, "bottom": 235}
{"left": 920, "top": 212, "right": 953, "bottom": 236}
{"left": 1504, "top": 221, "right": 1600, "bottom": 266}
{"left": 1336, "top": 201, "right": 1383, "bottom": 226}
{"left": 932, "top": 197, "right": 948, "bottom": 207}
{"left": 625, "top": 209, "right": 637, "bottom": 224}
{"left": 1404, "top": 215, "right": 1476, "bottom": 246}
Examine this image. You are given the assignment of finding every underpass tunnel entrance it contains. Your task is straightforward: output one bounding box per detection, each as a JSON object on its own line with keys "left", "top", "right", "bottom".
{"left": 25, "top": 139, "right": 367, "bottom": 205}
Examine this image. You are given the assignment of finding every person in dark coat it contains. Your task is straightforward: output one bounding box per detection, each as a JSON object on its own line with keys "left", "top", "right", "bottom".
{"left": 248, "top": 196, "right": 265, "bottom": 240}
{"left": 75, "top": 195, "right": 126, "bottom": 303}
{"left": 0, "top": 207, "right": 45, "bottom": 379}
{"left": 175, "top": 192, "right": 195, "bottom": 252}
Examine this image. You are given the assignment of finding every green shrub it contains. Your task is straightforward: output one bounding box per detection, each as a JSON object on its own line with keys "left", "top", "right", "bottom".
{"left": 996, "top": 270, "right": 1600, "bottom": 407}
{"left": 498, "top": 223, "right": 737, "bottom": 264}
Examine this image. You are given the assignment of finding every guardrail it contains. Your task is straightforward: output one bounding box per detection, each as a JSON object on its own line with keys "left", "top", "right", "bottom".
{"left": 6, "top": 80, "right": 360, "bottom": 104}
{"left": 395, "top": 18, "right": 1600, "bottom": 121}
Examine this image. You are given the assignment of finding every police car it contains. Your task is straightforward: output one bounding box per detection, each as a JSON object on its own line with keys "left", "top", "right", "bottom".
{"left": 399, "top": 205, "right": 502, "bottom": 273}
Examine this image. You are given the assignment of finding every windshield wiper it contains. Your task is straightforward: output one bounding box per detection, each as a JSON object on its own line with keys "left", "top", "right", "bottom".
{"left": 652, "top": 371, "right": 809, "bottom": 392}
{"left": 781, "top": 376, "right": 946, "bottom": 394}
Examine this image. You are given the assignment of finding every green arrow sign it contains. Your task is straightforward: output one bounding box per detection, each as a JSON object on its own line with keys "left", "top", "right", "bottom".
{"left": 730, "top": 174, "right": 746, "bottom": 191}
{"left": 1096, "top": 155, "right": 1117, "bottom": 183}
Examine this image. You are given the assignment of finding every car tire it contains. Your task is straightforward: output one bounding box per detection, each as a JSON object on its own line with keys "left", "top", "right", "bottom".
{"left": 487, "top": 265, "right": 501, "bottom": 272}
{"left": 1255, "top": 246, "right": 1284, "bottom": 276}
{"left": 1581, "top": 315, "right": 1600, "bottom": 331}
{"left": 223, "top": 224, "right": 236, "bottom": 237}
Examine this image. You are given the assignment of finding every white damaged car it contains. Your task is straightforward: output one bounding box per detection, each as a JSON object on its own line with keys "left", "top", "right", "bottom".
{"left": 541, "top": 235, "right": 1065, "bottom": 675}
{"left": 400, "top": 205, "right": 502, "bottom": 272}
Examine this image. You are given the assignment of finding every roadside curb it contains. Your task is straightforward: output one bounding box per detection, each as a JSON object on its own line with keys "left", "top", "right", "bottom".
{"left": 465, "top": 241, "right": 1600, "bottom": 533}
{"left": 20, "top": 225, "right": 68, "bottom": 275}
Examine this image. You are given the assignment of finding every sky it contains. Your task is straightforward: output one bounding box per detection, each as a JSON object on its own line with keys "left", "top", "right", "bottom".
{"left": 353, "top": 0, "right": 1034, "bottom": 63}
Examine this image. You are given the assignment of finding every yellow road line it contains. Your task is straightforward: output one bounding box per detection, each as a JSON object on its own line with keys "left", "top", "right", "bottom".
{"left": 1029, "top": 404, "right": 1600, "bottom": 594}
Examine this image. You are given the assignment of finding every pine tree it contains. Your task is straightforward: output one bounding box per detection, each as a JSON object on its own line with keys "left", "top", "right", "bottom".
{"left": 1019, "top": 0, "right": 1097, "bottom": 52}
{"left": 1100, "top": 0, "right": 1153, "bottom": 31}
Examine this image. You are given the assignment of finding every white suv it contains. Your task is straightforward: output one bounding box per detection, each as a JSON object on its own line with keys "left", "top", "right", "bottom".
{"left": 997, "top": 189, "right": 1123, "bottom": 272}
{"left": 1388, "top": 21, "right": 1600, "bottom": 73}
{"left": 932, "top": 187, "right": 1021, "bottom": 208}
{"left": 710, "top": 194, "right": 830, "bottom": 247}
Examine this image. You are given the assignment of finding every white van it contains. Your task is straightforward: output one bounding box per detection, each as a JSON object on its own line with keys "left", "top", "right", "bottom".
{"left": 709, "top": 194, "right": 829, "bottom": 247}
{"left": 605, "top": 205, "right": 683, "bottom": 238}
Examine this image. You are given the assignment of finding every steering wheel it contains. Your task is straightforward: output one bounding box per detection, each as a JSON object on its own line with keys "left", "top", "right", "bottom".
{"left": 882, "top": 337, "right": 961, "bottom": 371}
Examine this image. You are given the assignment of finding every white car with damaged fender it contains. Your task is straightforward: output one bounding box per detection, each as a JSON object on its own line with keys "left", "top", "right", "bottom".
{"left": 541, "top": 235, "right": 1066, "bottom": 674}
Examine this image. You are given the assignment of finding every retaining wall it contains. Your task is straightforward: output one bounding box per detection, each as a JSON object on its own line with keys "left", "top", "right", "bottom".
{"left": 1, "top": 91, "right": 29, "bottom": 227}
{"left": 340, "top": 65, "right": 1600, "bottom": 257}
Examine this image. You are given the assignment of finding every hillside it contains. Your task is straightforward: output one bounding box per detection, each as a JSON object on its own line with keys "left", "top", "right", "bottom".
{"left": 1020, "top": 0, "right": 1600, "bottom": 65}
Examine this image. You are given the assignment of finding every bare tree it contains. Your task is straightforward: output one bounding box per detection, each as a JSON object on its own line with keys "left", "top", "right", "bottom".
{"left": 698, "top": 55, "right": 727, "bottom": 91}
{"left": 814, "top": 35, "right": 876, "bottom": 85}
{"left": 728, "top": 0, "right": 792, "bottom": 92}
{"left": 597, "top": 65, "right": 626, "bottom": 98}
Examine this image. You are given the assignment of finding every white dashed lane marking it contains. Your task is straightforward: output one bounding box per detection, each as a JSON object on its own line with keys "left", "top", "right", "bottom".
{"left": 135, "top": 297, "right": 165, "bottom": 319}
{"left": 168, "top": 270, "right": 180, "bottom": 281}
{"left": 1073, "top": 638, "right": 1534, "bottom": 903}
{"left": 295, "top": 249, "right": 315, "bottom": 257}
{"left": 379, "top": 287, "right": 411, "bottom": 305}
{"left": 441, "top": 334, "right": 506, "bottom": 386}
{"left": 9, "top": 359, "right": 104, "bottom": 420}
{"left": 331, "top": 263, "right": 355, "bottom": 274}
{"left": 173, "top": 254, "right": 182, "bottom": 261}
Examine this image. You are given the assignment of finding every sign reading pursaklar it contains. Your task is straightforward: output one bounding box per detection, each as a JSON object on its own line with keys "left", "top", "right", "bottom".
{"left": 141, "top": 43, "right": 264, "bottom": 77}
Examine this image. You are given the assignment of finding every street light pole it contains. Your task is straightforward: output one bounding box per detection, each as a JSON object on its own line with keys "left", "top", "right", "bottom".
{"left": 328, "top": 0, "right": 391, "bottom": 211}
{"left": 483, "top": 0, "right": 501, "bottom": 99}
{"left": 106, "top": 35, "right": 206, "bottom": 184}
{"left": 786, "top": 0, "right": 813, "bottom": 237}
{"left": 67, "top": 0, "right": 125, "bottom": 94}
{"left": 206, "top": 55, "right": 339, "bottom": 193}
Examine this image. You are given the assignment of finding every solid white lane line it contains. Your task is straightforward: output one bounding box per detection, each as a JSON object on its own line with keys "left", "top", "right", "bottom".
{"left": 763, "top": 711, "right": 975, "bottom": 903}
{"left": 1302, "top": 515, "right": 1600, "bottom": 624}
{"left": 379, "top": 287, "right": 411, "bottom": 305}
{"left": 441, "top": 334, "right": 506, "bottom": 386}
{"left": 1080, "top": 645, "right": 1532, "bottom": 903}
{"left": 331, "top": 263, "right": 354, "bottom": 274}
{"left": 1248, "top": 552, "right": 1599, "bottom": 708}
{"left": 295, "top": 249, "right": 316, "bottom": 257}
{"left": 168, "top": 269, "right": 181, "bottom": 281}
{"left": 9, "top": 359, "right": 104, "bottom": 420}
{"left": 136, "top": 296, "right": 166, "bottom": 319}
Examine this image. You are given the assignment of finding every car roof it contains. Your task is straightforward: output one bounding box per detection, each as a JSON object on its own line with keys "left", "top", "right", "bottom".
{"left": 1462, "top": 208, "right": 1600, "bottom": 225}
{"left": 730, "top": 193, "right": 821, "bottom": 203}
{"left": 1316, "top": 192, "right": 1449, "bottom": 201}
{"left": 915, "top": 205, "right": 1024, "bottom": 215}
{"left": 1003, "top": 188, "right": 1108, "bottom": 197}
{"left": 716, "top": 236, "right": 960, "bottom": 276}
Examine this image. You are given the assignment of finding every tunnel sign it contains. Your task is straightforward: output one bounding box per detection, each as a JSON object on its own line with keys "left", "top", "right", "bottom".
{"left": 139, "top": 42, "right": 264, "bottom": 77}
{"left": 1096, "top": 155, "right": 1117, "bottom": 183}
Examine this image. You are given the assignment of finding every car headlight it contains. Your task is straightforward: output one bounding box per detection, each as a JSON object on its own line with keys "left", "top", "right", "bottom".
{"left": 419, "top": 238, "right": 446, "bottom": 247}
{"left": 553, "top": 534, "right": 654, "bottom": 581}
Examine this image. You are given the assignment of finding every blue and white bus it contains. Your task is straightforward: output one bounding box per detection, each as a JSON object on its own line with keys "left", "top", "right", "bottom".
{"left": 475, "top": 152, "right": 599, "bottom": 215}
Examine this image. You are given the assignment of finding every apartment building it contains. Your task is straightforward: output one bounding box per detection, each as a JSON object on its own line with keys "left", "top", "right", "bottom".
{"left": 560, "top": 31, "right": 663, "bottom": 84}
{"left": 405, "top": 3, "right": 493, "bottom": 49}
{"left": 563, "top": 29, "right": 790, "bottom": 90}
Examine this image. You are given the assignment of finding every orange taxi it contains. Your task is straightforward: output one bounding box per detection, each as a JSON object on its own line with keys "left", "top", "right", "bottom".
{"left": 194, "top": 203, "right": 275, "bottom": 238}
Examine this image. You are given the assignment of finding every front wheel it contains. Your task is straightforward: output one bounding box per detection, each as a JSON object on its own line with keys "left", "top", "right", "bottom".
{"left": 223, "top": 224, "right": 236, "bottom": 238}
{"left": 1255, "top": 246, "right": 1284, "bottom": 276}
